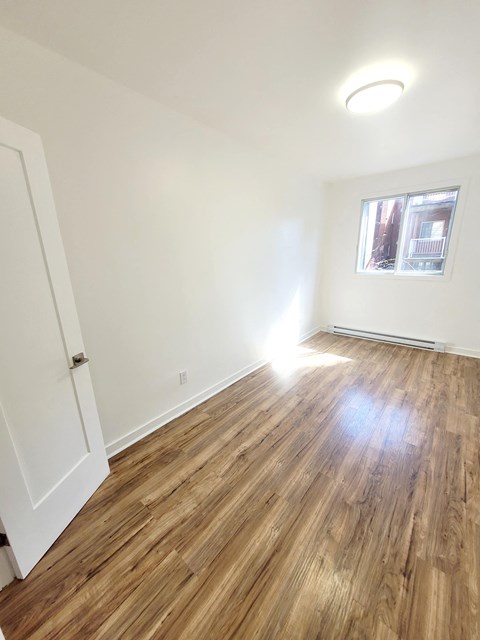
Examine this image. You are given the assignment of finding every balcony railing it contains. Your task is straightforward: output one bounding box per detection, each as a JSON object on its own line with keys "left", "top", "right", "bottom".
{"left": 408, "top": 237, "right": 446, "bottom": 258}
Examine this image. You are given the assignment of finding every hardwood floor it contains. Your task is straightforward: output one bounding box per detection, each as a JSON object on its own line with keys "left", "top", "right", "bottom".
{"left": 0, "top": 332, "right": 479, "bottom": 639}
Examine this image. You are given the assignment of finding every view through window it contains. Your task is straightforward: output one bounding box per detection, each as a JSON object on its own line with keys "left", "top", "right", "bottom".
{"left": 357, "top": 188, "right": 459, "bottom": 275}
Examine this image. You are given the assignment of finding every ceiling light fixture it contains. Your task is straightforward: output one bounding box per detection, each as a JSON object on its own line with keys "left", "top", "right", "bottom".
{"left": 346, "top": 79, "right": 404, "bottom": 113}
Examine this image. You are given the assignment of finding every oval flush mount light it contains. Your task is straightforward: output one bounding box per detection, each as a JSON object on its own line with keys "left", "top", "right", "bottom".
{"left": 346, "top": 79, "right": 404, "bottom": 113}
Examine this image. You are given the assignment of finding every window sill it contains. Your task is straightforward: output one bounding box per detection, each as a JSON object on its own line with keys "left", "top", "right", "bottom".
{"left": 354, "top": 271, "right": 450, "bottom": 282}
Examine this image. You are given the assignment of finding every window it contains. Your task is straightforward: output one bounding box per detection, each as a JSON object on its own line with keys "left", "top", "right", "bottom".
{"left": 357, "top": 187, "right": 459, "bottom": 275}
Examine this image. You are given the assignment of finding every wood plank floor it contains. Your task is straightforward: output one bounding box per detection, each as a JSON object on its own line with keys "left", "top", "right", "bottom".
{"left": 1, "top": 332, "right": 479, "bottom": 639}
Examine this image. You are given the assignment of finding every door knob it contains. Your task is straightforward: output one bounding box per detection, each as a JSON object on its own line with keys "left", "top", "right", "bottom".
{"left": 69, "top": 352, "right": 90, "bottom": 369}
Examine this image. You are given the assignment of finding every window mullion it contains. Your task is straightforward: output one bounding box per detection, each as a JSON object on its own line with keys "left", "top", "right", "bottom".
{"left": 395, "top": 194, "right": 409, "bottom": 274}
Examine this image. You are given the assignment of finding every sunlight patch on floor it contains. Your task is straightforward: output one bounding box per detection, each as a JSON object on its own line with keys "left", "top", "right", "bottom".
{"left": 271, "top": 346, "right": 352, "bottom": 376}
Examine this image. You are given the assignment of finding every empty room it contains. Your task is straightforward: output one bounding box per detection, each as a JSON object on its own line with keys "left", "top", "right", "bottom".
{"left": 0, "top": 1, "right": 479, "bottom": 639}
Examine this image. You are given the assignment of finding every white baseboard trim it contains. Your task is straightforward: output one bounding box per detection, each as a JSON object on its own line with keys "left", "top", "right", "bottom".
{"left": 323, "top": 325, "right": 480, "bottom": 359}
{"left": 299, "top": 325, "right": 324, "bottom": 342}
{"left": 445, "top": 345, "right": 480, "bottom": 359}
{"left": 105, "top": 326, "right": 323, "bottom": 459}
{"left": 105, "top": 358, "right": 264, "bottom": 458}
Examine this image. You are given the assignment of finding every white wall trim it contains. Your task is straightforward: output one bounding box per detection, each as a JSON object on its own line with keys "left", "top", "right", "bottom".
{"left": 108, "top": 324, "right": 480, "bottom": 460}
{"left": 106, "top": 325, "right": 322, "bottom": 458}
{"left": 445, "top": 345, "right": 480, "bottom": 359}
{"left": 0, "top": 625, "right": 5, "bottom": 639}
{"left": 321, "top": 325, "right": 480, "bottom": 359}
{"left": 298, "top": 326, "right": 324, "bottom": 342}
{"left": 105, "top": 358, "right": 265, "bottom": 458}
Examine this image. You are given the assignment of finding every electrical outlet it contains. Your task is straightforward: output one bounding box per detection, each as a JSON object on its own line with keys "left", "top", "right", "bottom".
{"left": 179, "top": 370, "right": 188, "bottom": 385}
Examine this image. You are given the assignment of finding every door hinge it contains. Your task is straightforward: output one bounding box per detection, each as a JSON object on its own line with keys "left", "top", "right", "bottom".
{"left": 0, "top": 533, "right": 10, "bottom": 547}
{"left": 69, "top": 352, "right": 90, "bottom": 369}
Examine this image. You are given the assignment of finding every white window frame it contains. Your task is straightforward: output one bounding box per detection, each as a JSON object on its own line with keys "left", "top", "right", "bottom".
{"left": 356, "top": 185, "right": 461, "bottom": 278}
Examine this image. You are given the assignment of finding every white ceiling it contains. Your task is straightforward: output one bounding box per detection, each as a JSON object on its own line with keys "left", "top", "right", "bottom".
{"left": 1, "top": 0, "right": 479, "bottom": 180}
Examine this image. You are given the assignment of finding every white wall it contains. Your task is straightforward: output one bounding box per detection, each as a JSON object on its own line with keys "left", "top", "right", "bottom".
{"left": 0, "top": 26, "right": 325, "bottom": 454}
{"left": 321, "top": 155, "right": 480, "bottom": 357}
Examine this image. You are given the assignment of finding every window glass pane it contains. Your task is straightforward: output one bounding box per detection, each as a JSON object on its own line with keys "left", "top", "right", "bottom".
{"left": 398, "top": 189, "right": 458, "bottom": 274}
{"left": 358, "top": 197, "right": 404, "bottom": 271}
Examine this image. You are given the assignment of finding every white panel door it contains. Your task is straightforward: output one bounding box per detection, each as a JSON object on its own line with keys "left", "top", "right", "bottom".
{"left": 0, "top": 115, "right": 109, "bottom": 578}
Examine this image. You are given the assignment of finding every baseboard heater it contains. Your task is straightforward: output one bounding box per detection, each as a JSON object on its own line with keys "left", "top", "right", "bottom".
{"left": 327, "top": 325, "right": 445, "bottom": 352}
